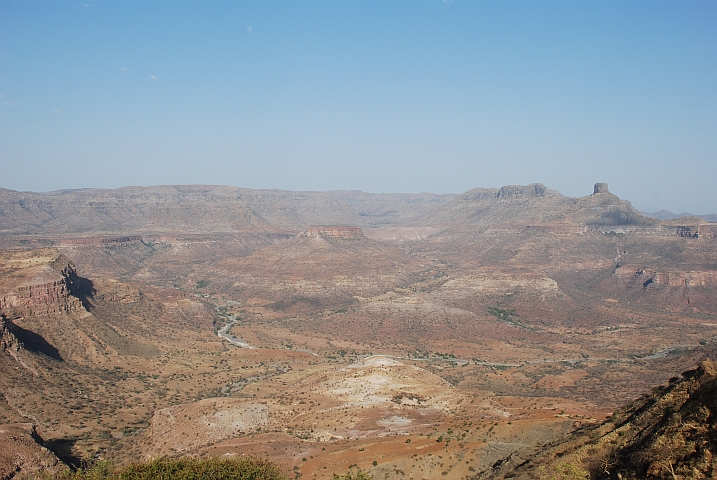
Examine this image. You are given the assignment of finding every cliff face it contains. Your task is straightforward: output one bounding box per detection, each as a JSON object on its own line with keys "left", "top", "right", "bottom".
{"left": 497, "top": 183, "right": 548, "bottom": 198}
{"left": 615, "top": 266, "right": 717, "bottom": 288}
{"left": 0, "top": 251, "right": 83, "bottom": 318}
{"left": 0, "top": 279, "right": 81, "bottom": 316}
{"left": 0, "top": 315, "right": 19, "bottom": 351}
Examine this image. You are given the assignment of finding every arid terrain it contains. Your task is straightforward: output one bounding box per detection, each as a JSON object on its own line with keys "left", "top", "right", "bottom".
{"left": 1, "top": 183, "right": 716, "bottom": 479}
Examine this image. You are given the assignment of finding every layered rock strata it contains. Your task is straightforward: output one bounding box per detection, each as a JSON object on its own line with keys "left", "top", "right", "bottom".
{"left": 0, "top": 256, "right": 83, "bottom": 317}
{"left": 615, "top": 266, "right": 717, "bottom": 287}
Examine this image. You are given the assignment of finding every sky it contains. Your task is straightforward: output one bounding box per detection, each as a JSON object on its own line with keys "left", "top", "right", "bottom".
{"left": 1, "top": 1, "right": 715, "bottom": 214}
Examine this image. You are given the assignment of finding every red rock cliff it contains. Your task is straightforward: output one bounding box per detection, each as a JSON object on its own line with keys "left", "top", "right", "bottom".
{"left": 0, "top": 255, "right": 83, "bottom": 317}
{"left": 615, "top": 266, "right": 717, "bottom": 287}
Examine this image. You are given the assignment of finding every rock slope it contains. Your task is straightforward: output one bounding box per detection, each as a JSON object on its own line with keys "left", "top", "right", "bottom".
{"left": 488, "top": 359, "right": 717, "bottom": 479}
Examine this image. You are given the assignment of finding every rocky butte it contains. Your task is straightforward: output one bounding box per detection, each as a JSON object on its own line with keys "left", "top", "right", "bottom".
{"left": 0, "top": 252, "right": 83, "bottom": 318}
{"left": 593, "top": 182, "right": 610, "bottom": 194}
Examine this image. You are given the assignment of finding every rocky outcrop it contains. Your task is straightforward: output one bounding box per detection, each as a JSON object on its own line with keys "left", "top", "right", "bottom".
{"left": 306, "top": 225, "right": 364, "bottom": 239}
{"left": 615, "top": 266, "right": 717, "bottom": 287}
{"left": 672, "top": 223, "right": 717, "bottom": 239}
{"left": 0, "top": 256, "right": 83, "bottom": 317}
{"left": 593, "top": 182, "right": 609, "bottom": 194}
{"left": 0, "top": 315, "right": 20, "bottom": 352}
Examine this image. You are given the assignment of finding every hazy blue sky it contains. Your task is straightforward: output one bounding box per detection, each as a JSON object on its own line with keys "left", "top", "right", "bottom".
{"left": 1, "top": 1, "right": 715, "bottom": 213}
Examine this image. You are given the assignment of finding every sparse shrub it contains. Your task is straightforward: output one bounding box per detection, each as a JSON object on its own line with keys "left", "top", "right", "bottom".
{"left": 487, "top": 307, "right": 516, "bottom": 322}
{"left": 331, "top": 466, "right": 373, "bottom": 480}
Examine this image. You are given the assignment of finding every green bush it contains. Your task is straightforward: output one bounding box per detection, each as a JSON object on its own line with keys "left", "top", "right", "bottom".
{"left": 55, "top": 457, "right": 287, "bottom": 480}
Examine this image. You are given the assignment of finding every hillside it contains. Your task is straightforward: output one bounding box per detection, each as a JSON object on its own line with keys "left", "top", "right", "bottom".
{"left": 0, "top": 186, "right": 453, "bottom": 235}
{"left": 0, "top": 182, "right": 716, "bottom": 478}
{"left": 487, "top": 358, "right": 717, "bottom": 479}
{"left": 420, "top": 183, "right": 654, "bottom": 231}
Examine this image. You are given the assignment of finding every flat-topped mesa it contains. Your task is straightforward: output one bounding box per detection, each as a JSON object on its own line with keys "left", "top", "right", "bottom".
{"left": 306, "top": 225, "right": 364, "bottom": 239}
{"left": 497, "top": 183, "right": 548, "bottom": 198}
{"left": 593, "top": 182, "right": 609, "bottom": 194}
{"left": 0, "top": 256, "right": 83, "bottom": 317}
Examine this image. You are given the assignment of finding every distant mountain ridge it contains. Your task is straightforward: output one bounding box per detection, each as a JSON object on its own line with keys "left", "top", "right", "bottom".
{"left": 641, "top": 209, "right": 717, "bottom": 222}
{"left": 0, "top": 185, "right": 454, "bottom": 235}
{"left": 0, "top": 183, "right": 712, "bottom": 238}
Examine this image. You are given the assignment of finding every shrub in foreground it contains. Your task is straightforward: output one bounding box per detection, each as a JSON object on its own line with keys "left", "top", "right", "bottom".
{"left": 56, "top": 456, "right": 287, "bottom": 480}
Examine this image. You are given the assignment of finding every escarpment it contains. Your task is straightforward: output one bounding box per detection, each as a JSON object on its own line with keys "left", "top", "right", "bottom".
{"left": 615, "top": 266, "right": 717, "bottom": 288}
{"left": 0, "top": 251, "right": 84, "bottom": 318}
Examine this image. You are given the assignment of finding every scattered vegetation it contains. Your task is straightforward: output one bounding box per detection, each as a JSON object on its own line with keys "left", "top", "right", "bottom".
{"left": 487, "top": 306, "right": 517, "bottom": 323}
{"left": 196, "top": 280, "right": 210, "bottom": 289}
{"left": 391, "top": 391, "right": 426, "bottom": 404}
{"left": 331, "top": 466, "right": 373, "bottom": 480}
{"left": 52, "top": 457, "right": 287, "bottom": 480}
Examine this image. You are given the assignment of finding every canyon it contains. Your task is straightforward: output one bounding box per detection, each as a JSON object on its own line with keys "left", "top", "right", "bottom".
{"left": 0, "top": 183, "right": 716, "bottom": 479}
